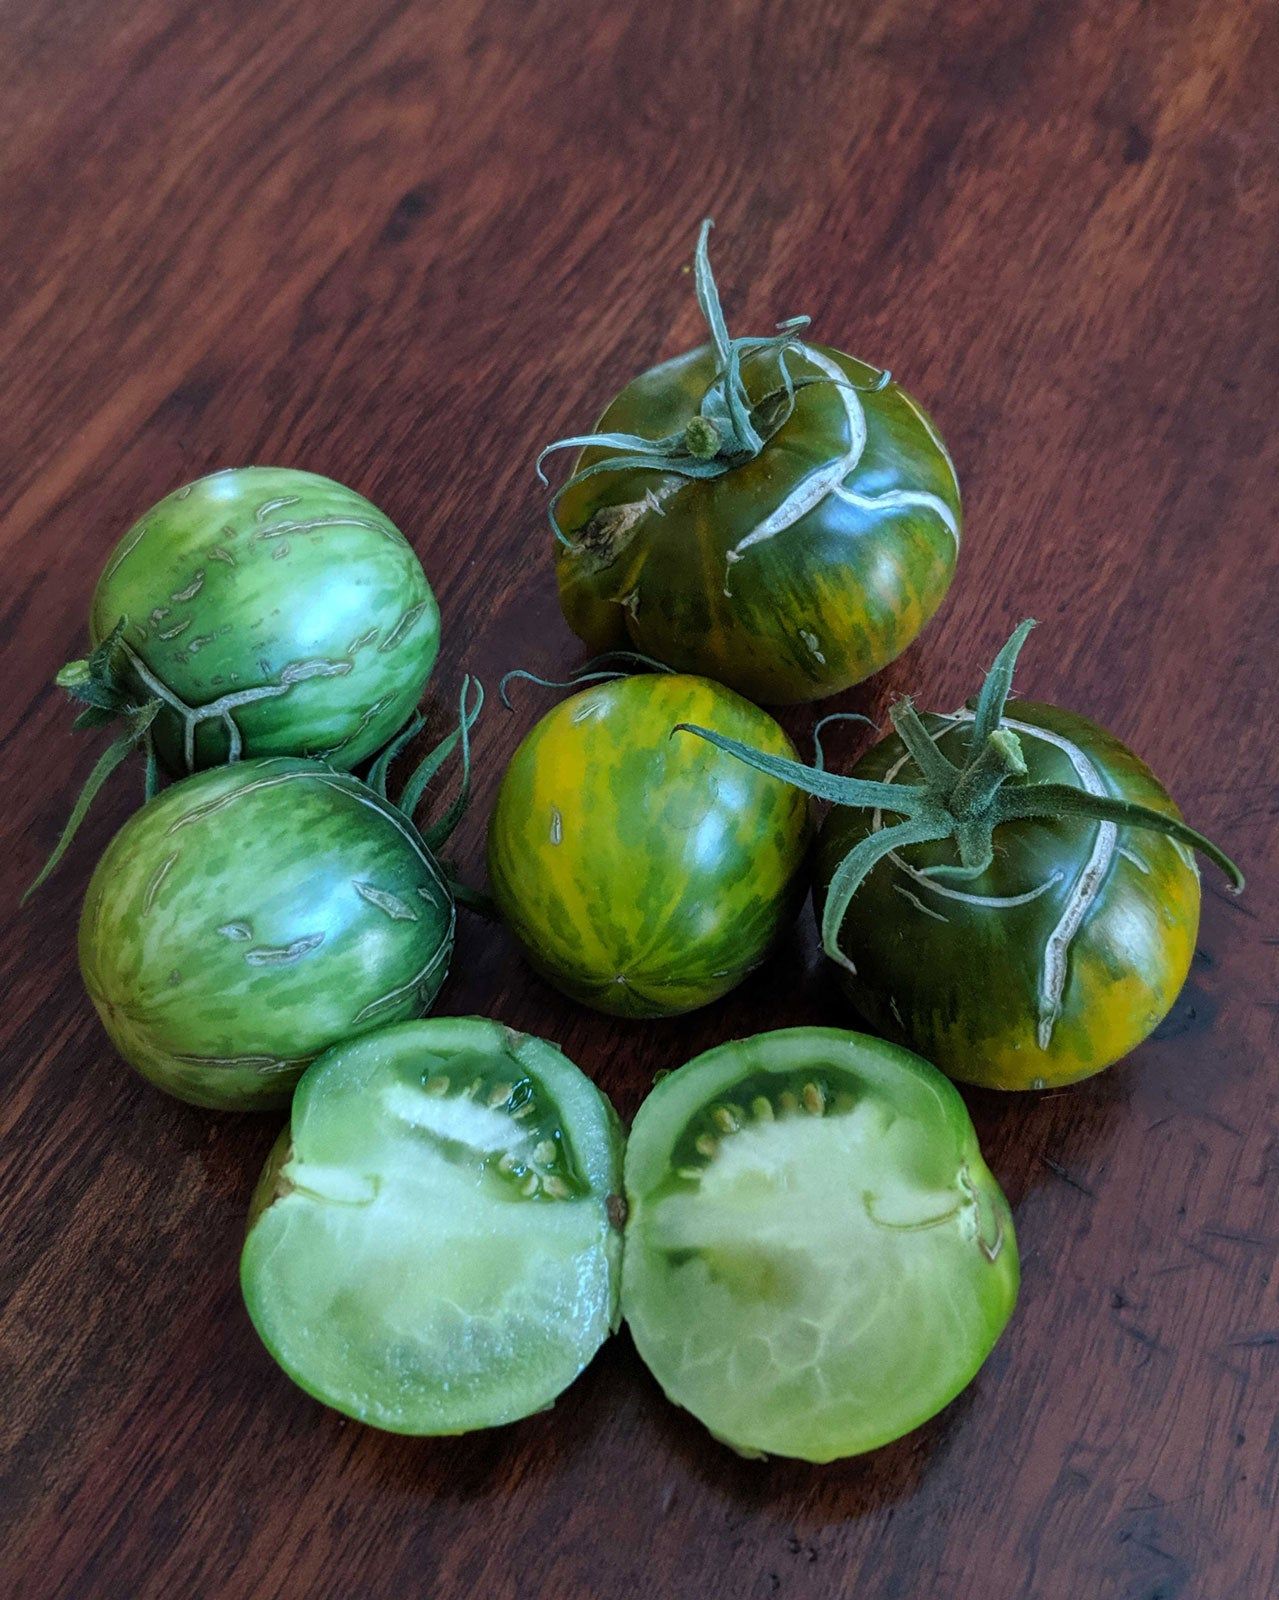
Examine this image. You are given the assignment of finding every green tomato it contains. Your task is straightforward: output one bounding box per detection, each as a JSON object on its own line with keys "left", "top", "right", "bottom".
{"left": 622, "top": 1027, "right": 1018, "bottom": 1462}
{"left": 88, "top": 467, "right": 440, "bottom": 772}
{"left": 486, "top": 673, "right": 811, "bottom": 1017}
{"left": 547, "top": 225, "right": 959, "bottom": 704}
{"left": 241, "top": 1018, "right": 623, "bottom": 1434}
{"left": 815, "top": 702, "right": 1203, "bottom": 1090}
{"left": 79, "top": 758, "right": 454, "bottom": 1110}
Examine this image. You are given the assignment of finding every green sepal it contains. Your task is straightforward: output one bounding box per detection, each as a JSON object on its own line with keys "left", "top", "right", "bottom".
{"left": 22, "top": 700, "right": 161, "bottom": 904}
{"left": 676, "top": 620, "right": 1244, "bottom": 966}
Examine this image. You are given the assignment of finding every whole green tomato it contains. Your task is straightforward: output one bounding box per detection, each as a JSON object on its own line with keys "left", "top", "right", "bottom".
{"left": 79, "top": 757, "right": 455, "bottom": 1110}
{"left": 622, "top": 1027, "right": 1018, "bottom": 1462}
{"left": 487, "top": 671, "right": 811, "bottom": 1017}
{"left": 80, "top": 466, "right": 439, "bottom": 772}
{"left": 542, "top": 222, "right": 960, "bottom": 704}
{"left": 682, "top": 622, "right": 1244, "bottom": 1090}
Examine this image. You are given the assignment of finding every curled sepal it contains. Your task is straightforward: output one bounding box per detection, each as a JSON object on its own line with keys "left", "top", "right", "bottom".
{"left": 993, "top": 784, "right": 1245, "bottom": 892}
{"left": 812, "top": 711, "right": 878, "bottom": 771}
{"left": 366, "top": 711, "right": 427, "bottom": 801}
{"left": 499, "top": 652, "right": 674, "bottom": 710}
{"left": 971, "top": 619, "right": 1036, "bottom": 746}
{"left": 22, "top": 700, "right": 161, "bottom": 904}
{"left": 819, "top": 813, "right": 951, "bottom": 970}
{"left": 673, "top": 724, "right": 927, "bottom": 813}
{"left": 395, "top": 677, "right": 485, "bottom": 851}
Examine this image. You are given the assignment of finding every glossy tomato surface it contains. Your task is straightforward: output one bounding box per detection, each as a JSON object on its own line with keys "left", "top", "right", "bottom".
{"left": 241, "top": 1018, "right": 623, "bottom": 1434}
{"left": 79, "top": 758, "right": 454, "bottom": 1110}
{"left": 622, "top": 1027, "right": 1018, "bottom": 1462}
{"left": 815, "top": 701, "right": 1201, "bottom": 1089}
{"left": 487, "top": 673, "right": 811, "bottom": 1017}
{"left": 555, "top": 344, "right": 960, "bottom": 704}
{"left": 90, "top": 467, "right": 440, "bottom": 772}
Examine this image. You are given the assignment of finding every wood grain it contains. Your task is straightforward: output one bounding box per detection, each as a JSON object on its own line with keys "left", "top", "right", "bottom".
{"left": 1, "top": 1, "right": 1276, "bottom": 1595}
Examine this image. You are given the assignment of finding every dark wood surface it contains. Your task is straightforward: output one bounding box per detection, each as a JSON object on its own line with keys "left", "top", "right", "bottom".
{"left": 2, "top": 2, "right": 1276, "bottom": 1596}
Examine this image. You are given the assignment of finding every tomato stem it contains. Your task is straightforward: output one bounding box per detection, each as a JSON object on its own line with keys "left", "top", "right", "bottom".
{"left": 535, "top": 220, "right": 890, "bottom": 547}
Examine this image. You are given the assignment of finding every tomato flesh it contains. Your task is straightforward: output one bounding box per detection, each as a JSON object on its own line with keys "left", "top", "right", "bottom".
{"left": 241, "top": 1018, "right": 623, "bottom": 1434}
{"left": 622, "top": 1028, "right": 1018, "bottom": 1462}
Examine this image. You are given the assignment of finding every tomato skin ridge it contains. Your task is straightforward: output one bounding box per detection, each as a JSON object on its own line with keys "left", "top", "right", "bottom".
{"left": 487, "top": 673, "right": 811, "bottom": 1018}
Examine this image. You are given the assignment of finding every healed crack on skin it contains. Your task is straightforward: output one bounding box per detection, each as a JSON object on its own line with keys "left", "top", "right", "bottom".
{"left": 173, "top": 1050, "right": 313, "bottom": 1078}
{"left": 871, "top": 713, "right": 1116, "bottom": 1049}
{"left": 723, "top": 345, "right": 867, "bottom": 595}
{"left": 958, "top": 1163, "right": 1005, "bottom": 1263}
{"left": 255, "top": 496, "right": 301, "bottom": 520}
{"left": 142, "top": 851, "right": 179, "bottom": 913}
{"left": 379, "top": 599, "right": 431, "bottom": 652}
{"left": 892, "top": 883, "right": 950, "bottom": 923}
{"left": 354, "top": 882, "right": 419, "bottom": 921}
{"left": 831, "top": 483, "right": 960, "bottom": 554}
{"left": 253, "top": 515, "right": 405, "bottom": 545}
{"left": 244, "top": 932, "right": 326, "bottom": 967}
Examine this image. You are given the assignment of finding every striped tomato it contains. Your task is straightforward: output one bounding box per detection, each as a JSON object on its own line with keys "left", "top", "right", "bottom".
{"left": 487, "top": 671, "right": 811, "bottom": 1017}
{"left": 540, "top": 222, "right": 960, "bottom": 704}
{"left": 679, "top": 623, "right": 1243, "bottom": 1089}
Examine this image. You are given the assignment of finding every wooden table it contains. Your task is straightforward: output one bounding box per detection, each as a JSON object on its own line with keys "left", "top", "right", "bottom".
{"left": 2, "top": 2, "right": 1275, "bottom": 1595}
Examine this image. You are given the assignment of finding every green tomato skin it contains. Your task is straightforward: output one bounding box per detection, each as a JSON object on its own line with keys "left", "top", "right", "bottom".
{"left": 241, "top": 1018, "right": 625, "bottom": 1435}
{"left": 622, "top": 1027, "right": 1018, "bottom": 1462}
{"left": 90, "top": 467, "right": 440, "bottom": 773}
{"left": 555, "top": 343, "right": 960, "bottom": 704}
{"left": 814, "top": 702, "right": 1201, "bottom": 1091}
{"left": 486, "top": 674, "right": 812, "bottom": 1018}
{"left": 78, "top": 758, "right": 455, "bottom": 1111}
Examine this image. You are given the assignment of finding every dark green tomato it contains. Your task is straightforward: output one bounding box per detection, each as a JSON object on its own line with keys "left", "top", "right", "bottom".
{"left": 814, "top": 702, "right": 1201, "bottom": 1090}
{"left": 555, "top": 344, "right": 960, "bottom": 704}
{"left": 79, "top": 758, "right": 454, "bottom": 1111}
{"left": 622, "top": 1027, "right": 1018, "bottom": 1462}
{"left": 241, "top": 1018, "right": 623, "bottom": 1434}
{"left": 487, "top": 674, "right": 811, "bottom": 1017}
{"left": 90, "top": 467, "right": 440, "bottom": 773}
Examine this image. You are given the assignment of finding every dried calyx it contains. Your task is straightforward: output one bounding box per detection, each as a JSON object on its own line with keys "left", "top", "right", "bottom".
{"left": 535, "top": 218, "right": 890, "bottom": 545}
{"left": 676, "top": 620, "right": 1244, "bottom": 972}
